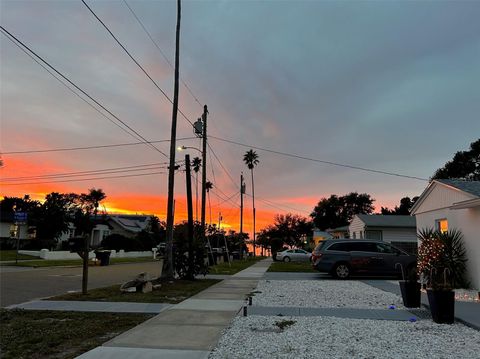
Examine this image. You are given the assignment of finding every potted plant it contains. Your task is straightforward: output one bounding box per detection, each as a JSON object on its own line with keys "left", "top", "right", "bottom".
{"left": 417, "top": 228, "right": 467, "bottom": 324}
{"left": 396, "top": 263, "right": 421, "bottom": 308}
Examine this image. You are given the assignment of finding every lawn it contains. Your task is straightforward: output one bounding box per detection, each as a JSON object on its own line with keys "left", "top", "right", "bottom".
{"left": 3, "top": 257, "right": 157, "bottom": 267}
{"left": 0, "top": 250, "right": 39, "bottom": 261}
{"left": 0, "top": 309, "right": 152, "bottom": 359}
{"left": 209, "top": 256, "right": 266, "bottom": 275}
{"left": 49, "top": 278, "right": 221, "bottom": 304}
{"left": 267, "top": 261, "right": 316, "bottom": 272}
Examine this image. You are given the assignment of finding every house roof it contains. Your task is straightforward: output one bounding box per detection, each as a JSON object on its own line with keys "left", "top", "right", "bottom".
{"left": 435, "top": 179, "right": 480, "bottom": 198}
{"left": 355, "top": 214, "right": 416, "bottom": 228}
{"left": 410, "top": 179, "right": 480, "bottom": 214}
{"left": 108, "top": 215, "right": 150, "bottom": 233}
{"left": 328, "top": 225, "right": 350, "bottom": 232}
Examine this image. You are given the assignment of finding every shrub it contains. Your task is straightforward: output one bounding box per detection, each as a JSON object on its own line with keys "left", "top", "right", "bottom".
{"left": 417, "top": 228, "right": 468, "bottom": 289}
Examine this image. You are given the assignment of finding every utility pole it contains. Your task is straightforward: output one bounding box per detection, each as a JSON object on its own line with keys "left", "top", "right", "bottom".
{"left": 185, "top": 154, "right": 194, "bottom": 280}
{"left": 240, "top": 173, "right": 244, "bottom": 258}
{"left": 218, "top": 212, "right": 222, "bottom": 230}
{"left": 200, "top": 105, "right": 208, "bottom": 244}
{"left": 164, "top": 0, "right": 181, "bottom": 279}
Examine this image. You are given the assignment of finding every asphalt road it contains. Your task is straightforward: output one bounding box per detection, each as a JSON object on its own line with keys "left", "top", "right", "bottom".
{"left": 0, "top": 261, "right": 163, "bottom": 307}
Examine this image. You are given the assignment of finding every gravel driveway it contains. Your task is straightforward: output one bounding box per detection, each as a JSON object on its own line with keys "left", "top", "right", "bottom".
{"left": 210, "top": 279, "right": 480, "bottom": 358}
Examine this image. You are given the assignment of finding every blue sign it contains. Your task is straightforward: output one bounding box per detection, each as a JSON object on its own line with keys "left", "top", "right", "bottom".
{"left": 14, "top": 212, "right": 28, "bottom": 223}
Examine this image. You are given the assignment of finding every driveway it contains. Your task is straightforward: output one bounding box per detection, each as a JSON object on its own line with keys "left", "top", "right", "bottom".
{"left": 0, "top": 261, "right": 162, "bottom": 307}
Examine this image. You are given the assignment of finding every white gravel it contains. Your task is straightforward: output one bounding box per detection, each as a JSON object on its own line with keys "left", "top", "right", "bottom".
{"left": 210, "top": 279, "right": 480, "bottom": 358}
{"left": 209, "top": 315, "right": 480, "bottom": 359}
{"left": 253, "top": 280, "right": 405, "bottom": 309}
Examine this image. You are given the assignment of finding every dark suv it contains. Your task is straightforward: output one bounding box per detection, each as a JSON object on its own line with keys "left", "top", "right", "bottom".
{"left": 311, "top": 239, "right": 416, "bottom": 279}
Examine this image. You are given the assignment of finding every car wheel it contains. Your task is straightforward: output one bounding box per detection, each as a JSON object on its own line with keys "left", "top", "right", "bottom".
{"left": 333, "top": 263, "right": 350, "bottom": 279}
{"left": 283, "top": 256, "right": 291, "bottom": 263}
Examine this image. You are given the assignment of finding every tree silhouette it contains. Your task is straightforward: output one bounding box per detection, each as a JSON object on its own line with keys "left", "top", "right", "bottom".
{"left": 243, "top": 149, "right": 260, "bottom": 255}
{"left": 432, "top": 138, "right": 480, "bottom": 180}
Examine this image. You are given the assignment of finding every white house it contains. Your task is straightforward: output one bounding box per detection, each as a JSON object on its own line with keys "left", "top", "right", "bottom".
{"left": 349, "top": 214, "right": 417, "bottom": 253}
{"left": 410, "top": 179, "right": 480, "bottom": 290}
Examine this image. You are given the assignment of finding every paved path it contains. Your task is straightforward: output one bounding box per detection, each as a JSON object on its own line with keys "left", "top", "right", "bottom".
{"left": 7, "top": 300, "right": 172, "bottom": 314}
{"left": 76, "top": 259, "right": 272, "bottom": 359}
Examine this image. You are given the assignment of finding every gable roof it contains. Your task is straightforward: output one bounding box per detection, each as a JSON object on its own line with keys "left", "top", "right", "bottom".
{"left": 356, "top": 214, "right": 416, "bottom": 228}
{"left": 435, "top": 179, "right": 480, "bottom": 197}
{"left": 410, "top": 179, "right": 480, "bottom": 214}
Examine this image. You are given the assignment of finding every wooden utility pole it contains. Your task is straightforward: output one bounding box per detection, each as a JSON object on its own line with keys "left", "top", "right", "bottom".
{"left": 185, "top": 154, "right": 194, "bottom": 280}
{"left": 240, "top": 173, "right": 244, "bottom": 258}
{"left": 164, "top": 0, "right": 181, "bottom": 279}
{"left": 200, "top": 105, "right": 208, "bottom": 243}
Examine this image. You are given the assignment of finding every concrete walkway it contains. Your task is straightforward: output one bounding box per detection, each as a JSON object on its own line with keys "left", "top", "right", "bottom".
{"left": 7, "top": 300, "right": 171, "bottom": 314}
{"left": 76, "top": 259, "right": 272, "bottom": 359}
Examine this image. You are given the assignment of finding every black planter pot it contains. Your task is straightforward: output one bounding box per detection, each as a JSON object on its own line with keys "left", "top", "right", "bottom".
{"left": 399, "top": 281, "right": 421, "bottom": 308}
{"left": 427, "top": 289, "right": 455, "bottom": 324}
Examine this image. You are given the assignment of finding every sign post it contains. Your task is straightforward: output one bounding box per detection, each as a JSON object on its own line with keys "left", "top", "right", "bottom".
{"left": 13, "top": 212, "right": 27, "bottom": 264}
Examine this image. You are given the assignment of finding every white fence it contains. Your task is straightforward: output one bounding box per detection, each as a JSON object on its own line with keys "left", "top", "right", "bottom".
{"left": 18, "top": 249, "right": 154, "bottom": 260}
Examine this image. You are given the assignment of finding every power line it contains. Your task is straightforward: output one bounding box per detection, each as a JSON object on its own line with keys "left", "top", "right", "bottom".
{"left": 1, "top": 162, "right": 170, "bottom": 181}
{"left": 207, "top": 142, "right": 239, "bottom": 190}
{"left": 2, "top": 137, "right": 197, "bottom": 155}
{"left": 82, "top": 0, "right": 195, "bottom": 127}
{"left": 0, "top": 25, "right": 169, "bottom": 159}
{"left": 244, "top": 193, "right": 310, "bottom": 217}
{"left": 0, "top": 27, "right": 155, "bottom": 148}
{"left": 122, "top": 0, "right": 202, "bottom": 107}
{"left": 209, "top": 135, "right": 428, "bottom": 182}
{"left": 0, "top": 171, "right": 166, "bottom": 186}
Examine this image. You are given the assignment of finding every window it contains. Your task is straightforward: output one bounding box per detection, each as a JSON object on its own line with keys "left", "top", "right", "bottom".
{"left": 375, "top": 243, "right": 394, "bottom": 254}
{"left": 352, "top": 232, "right": 357, "bottom": 239}
{"left": 327, "top": 243, "right": 351, "bottom": 252}
{"left": 436, "top": 219, "right": 448, "bottom": 233}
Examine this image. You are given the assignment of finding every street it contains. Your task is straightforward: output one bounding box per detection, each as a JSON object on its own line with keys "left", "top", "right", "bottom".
{"left": 0, "top": 261, "right": 163, "bottom": 307}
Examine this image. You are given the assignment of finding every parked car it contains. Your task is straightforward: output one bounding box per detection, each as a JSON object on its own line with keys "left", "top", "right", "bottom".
{"left": 311, "top": 239, "right": 416, "bottom": 279}
{"left": 276, "top": 249, "right": 312, "bottom": 262}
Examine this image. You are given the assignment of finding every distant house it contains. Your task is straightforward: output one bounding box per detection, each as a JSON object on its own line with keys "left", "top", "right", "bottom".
{"left": 106, "top": 215, "right": 151, "bottom": 238}
{"left": 349, "top": 214, "right": 417, "bottom": 253}
{"left": 327, "top": 225, "right": 349, "bottom": 239}
{"left": 311, "top": 228, "right": 333, "bottom": 246}
{"left": 410, "top": 179, "right": 480, "bottom": 290}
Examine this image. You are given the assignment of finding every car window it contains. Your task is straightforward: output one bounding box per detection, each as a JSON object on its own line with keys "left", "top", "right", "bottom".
{"left": 350, "top": 242, "right": 377, "bottom": 252}
{"left": 375, "top": 243, "right": 394, "bottom": 254}
{"left": 287, "top": 250, "right": 294, "bottom": 253}
{"left": 327, "top": 242, "right": 350, "bottom": 252}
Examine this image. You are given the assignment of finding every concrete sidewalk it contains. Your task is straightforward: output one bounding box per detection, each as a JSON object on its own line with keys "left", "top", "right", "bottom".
{"left": 76, "top": 258, "right": 272, "bottom": 359}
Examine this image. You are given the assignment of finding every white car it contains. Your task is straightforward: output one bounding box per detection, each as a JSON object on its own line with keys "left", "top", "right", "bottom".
{"left": 276, "top": 249, "right": 312, "bottom": 262}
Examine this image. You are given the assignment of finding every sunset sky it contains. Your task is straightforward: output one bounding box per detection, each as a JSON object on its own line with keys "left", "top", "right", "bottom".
{"left": 1, "top": 0, "right": 479, "bottom": 236}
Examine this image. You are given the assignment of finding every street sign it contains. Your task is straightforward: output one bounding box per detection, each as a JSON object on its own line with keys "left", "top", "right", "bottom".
{"left": 14, "top": 212, "right": 27, "bottom": 223}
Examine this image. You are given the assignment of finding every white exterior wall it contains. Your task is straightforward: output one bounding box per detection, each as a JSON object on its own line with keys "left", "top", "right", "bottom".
{"left": 349, "top": 216, "right": 365, "bottom": 239}
{"left": 0, "top": 222, "right": 13, "bottom": 238}
{"left": 415, "top": 183, "right": 474, "bottom": 213}
{"left": 18, "top": 249, "right": 154, "bottom": 260}
{"left": 382, "top": 228, "right": 417, "bottom": 243}
{"left": 414, "top": 184, "right": 480, "bottom": 290}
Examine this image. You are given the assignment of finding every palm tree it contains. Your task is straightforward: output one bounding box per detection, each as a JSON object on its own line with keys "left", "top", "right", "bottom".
{"left": 88, "top": 188, "right": 106, "bottom": 218}
{"left": 205, "top": 181, "right": 213, "bottom": 224}
{"left": 243, "top": 149, "right": 259, "bottom": 256}
{"left": 192, "top": 157, "right": 202, "bottom": 221}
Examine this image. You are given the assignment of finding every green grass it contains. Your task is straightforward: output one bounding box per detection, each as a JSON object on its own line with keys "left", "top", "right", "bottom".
{"left": 267, "top": 261, "right": 316, "bottom": 272}
{"left": 49, "top": 278, "right": 221, "bottom": 304}
{"left": 0, "top": 250, "right": 39, "bottom": 261}
{"left": 0, "top": 309, "right": 152, "bottom": 359}
{"left": 3, "top": 257, "right": 157, "bottom": 267}
{"left": 209, "top": 256, "right": 266, "bottom": 275}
